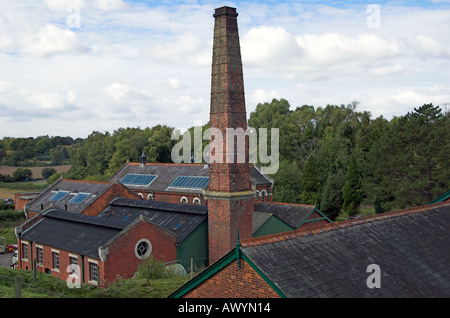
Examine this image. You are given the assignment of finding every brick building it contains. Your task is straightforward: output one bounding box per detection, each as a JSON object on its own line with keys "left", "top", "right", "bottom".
{"left": 24, "top": 179, "right": 140, "bottom": 219}
{"left": 109, "top": 161, "right": 273, "bottom": 206}
{"left": 15, "top": 209, "right": 180, "bottom": 288}
{"left": 14, "top": 5, "right": 332, "bottom": 288}
{"left": 170, "top": 201, "right": 450, "bottom": 298}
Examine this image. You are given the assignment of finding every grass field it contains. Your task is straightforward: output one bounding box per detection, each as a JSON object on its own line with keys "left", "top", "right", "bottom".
{"left": 0, "top": 165, "right": 71, "bottom": 179}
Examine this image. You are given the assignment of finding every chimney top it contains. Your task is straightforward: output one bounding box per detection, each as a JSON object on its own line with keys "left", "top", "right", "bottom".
{"left": 213, "top": 6, "right": 238, "bottom": 18}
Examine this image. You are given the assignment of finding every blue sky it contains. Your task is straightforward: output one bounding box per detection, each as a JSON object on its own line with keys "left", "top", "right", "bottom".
{"left": 0, "top": 0, "right": 449, "bottom": 138}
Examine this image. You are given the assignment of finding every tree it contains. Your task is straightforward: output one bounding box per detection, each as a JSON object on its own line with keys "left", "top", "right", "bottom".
{"left": 270, "top": 159, "right": 302, "bottom": 203}
{"left": 42, "top": 167, "right": 57, "bottom": 180}
{"left": 342, "top": 155, "right": 363, "bottom": 216}
{"left": 12, "top": 168, "right": 32, "bottom": 182}
{"left": 321, "top": 169, "right": 345, "bottom": 220}
{"left": 366, "top": 104, "right": 449, "bottom": 211}
{"left": 299, "top": 156, "right": 321, "bottom": 205}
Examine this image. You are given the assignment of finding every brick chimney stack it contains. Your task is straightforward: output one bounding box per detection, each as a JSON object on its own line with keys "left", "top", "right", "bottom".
{"left": 205, "top": 6, "right": 254, "bottom": 264}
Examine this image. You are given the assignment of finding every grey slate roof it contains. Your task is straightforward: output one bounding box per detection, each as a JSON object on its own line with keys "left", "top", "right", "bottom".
{"left": 254, "top": 202, "right": 315, "bottom": 229}
{"left": 98, "top": 198, "right": 207, "bottom": 243}
{"left": 26, "top": 179, "right": 111, "bottom": 214}
{"left": 241, "top": 201, "right": 450, "bottom": 298}
{"left": 19, "top": 210, "right": 127, "bottom": 259}
{"left": 109, "top": 163, "right": 271, "bottom": 193}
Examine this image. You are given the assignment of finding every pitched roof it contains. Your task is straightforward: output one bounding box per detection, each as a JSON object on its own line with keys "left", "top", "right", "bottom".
{"left": 241, "top": 201, "right": 450, "bottom": 298}
{"left": 427, "top": 190, "right": 450, "bottom": 204}
{"left": 98, "top": 198, "right": 207, "bottom": 243}
{"left": 171, "top": 201, "right": 450, "bottom": 298}
{"left": 108, "top": 163, "right": 271, "bottom": 193}
{"left": 18, "top": 209, "right": 127, "bottom": 259}
{"left": 26, "top": 179, "right": 112, "bottom": 213}
{"left": 254, "top": 202, "right": 330, "bottom": 229}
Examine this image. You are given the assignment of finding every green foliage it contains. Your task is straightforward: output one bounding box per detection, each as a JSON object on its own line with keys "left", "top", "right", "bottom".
{"left": 299, "top": 156, "right": 321, "bottom": 205}
{"left": 0, "top": 136, "right": 76, "bottom": 167}
{"left": 270, "top": 159, "right": 302, "bottom": 203}
{"left": 367, "top": 104, "right": 449, "bottom": 211}
{"left": 342, "top": 155, "right": 363, "bottom": 216}
{"left": 41, "top": 167, "right": 57, "bottom": 179}
{"left": 12, "top": 168, "right": 32, "bottom": 182}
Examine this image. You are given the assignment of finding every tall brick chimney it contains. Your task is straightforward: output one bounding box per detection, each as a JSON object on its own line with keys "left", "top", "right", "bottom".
{"left": 205, "top": 6, "right": 254, "bottom": 264}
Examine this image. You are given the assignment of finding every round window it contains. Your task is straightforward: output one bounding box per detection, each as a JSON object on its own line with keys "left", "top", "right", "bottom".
{"left": 134, "top": 239, "right": 152, "bottom": 260}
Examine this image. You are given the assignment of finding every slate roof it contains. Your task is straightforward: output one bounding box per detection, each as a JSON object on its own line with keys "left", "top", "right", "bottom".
{"left": 26, "top": 179, "right": 112, "bottom": 214}
{"left": 108, "top": 163, "right": 272, "bottom": 193}
{"left": 254, "top": 202, "right": 328, "bottom": 229}
{"left": 241, "top": 201, "right": 450, "bottom": 298}
{"left": 18, "top": 210, "right": 127, "bottom": 259}
{"left": 98, "top": 198, "right": 208, "bottom": 244}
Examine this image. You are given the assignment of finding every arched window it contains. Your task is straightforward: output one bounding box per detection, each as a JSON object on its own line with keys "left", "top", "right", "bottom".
{"left": 147, "top": 192, "right": 154, "bottom": 201}
{"left": 254, "top": 190, "right": 261, "bottom": 201}
{"left": 193, "top": 197, "right": 201, "bottom": 205}
{"left": 180, "top": 197, "right": 188, "bottom": 204}
{"left": 138, "top": 193, "right": 143, "bottom": 198}
{"left": 261, "top": 190, "right": 267, "bottom": 202}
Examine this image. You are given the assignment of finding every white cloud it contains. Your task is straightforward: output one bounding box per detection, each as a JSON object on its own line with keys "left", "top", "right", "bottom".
{"left": 20, "top": 24, "right": 89, "bottom": 57}
{"left": 29, "top": 92, "right": 65, "bottom": 110}
{"left": 0, "top": 81, "right": 14, "bottom": 95}
{"left": 93, "top": 0, "right": 128, "bottom": 11}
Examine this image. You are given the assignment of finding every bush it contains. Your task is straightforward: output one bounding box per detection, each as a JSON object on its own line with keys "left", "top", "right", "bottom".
{"left": 41, "top": 167, "right": 57, "bottom": 180}
{"left": 12, "top": 168, "right": 32, "bottom": 182}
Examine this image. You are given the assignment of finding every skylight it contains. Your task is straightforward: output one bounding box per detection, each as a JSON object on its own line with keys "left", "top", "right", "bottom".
{"left": 168, "top": 176, "right": 209, "bottom": 189}
{"left": 49, "top": 191, "right": 69, "bottom": 201}
{"left": 120, "top": 174, "right": 157, "bottom": 187}
{"left": 68, "top": 193, "right": 90, "bottom": 204}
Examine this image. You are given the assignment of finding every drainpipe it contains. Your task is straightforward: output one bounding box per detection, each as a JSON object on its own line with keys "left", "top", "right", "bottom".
{"left": 80, "top": 255, "right": 85, "bottom": 284}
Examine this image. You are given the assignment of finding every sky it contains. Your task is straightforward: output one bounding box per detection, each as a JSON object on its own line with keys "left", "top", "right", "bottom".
{"left": 0, "top": 0, "right": 449, "bottom": 138}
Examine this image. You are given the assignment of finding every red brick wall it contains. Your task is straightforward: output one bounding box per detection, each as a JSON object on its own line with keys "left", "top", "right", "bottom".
{"left": 208, "top": 196, "right": 254, "bottom": 263}
{"left": 102, "top": 219, "right": 177, "bottom": 286}
{"left": 129, "top": 189, "right": 205, "bottom": 206}
{"left": 17, "top": 239, "right": 103, "bottom": 287}
{"left": 183, "top": 259, "right": 280, "bottom": 298}
{"left": 82, "top": 183, "right": 141, "bottom": 216}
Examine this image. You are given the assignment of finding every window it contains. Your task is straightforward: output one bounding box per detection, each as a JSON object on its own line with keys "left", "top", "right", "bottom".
{"left": 49, "top": 191, "right": 69, "bottom": 201}
{"left": 169, "top": 176, "right": 209, "bottom": 189}
{"left": 193, "top": 197, "right": 201, "bottom": 205}
{"left": 147, "top": 192, "right": 154, "bottom": 200}
{"left": 261, "top": 190, "right": 268, "bottom": 202}
{"left": 180, "top": 197, "right": 188, "bottom": 204}
{"left": 89, "top": 262, "right": 99, "bottom": 283}
{"left": 120, "top": 174, "right": 157, "bottom": 187}
{"left": 37, "top": 247, "right": 43, "bottom": 265}
{"left": 135, "top": 239, "right": 152, "bottom": 260}
{"left": 21, "top": 243, "right": 28, "bottom": 260}
{"left": 52, "top": 251, "right": 60, "bottom": 271}
{"left": 69, "top": 256, "right": 78, "bottom": 266}
{"left": 254, "top": 190, "right": 261, "bottom": 201}
{"left": 68, "top": 193, "right": 90, "bottom": 204}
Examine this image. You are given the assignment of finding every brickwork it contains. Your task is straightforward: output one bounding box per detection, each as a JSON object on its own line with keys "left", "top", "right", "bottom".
{"left": 102, "top": 219, "right": 177, "bottom": 286}
{"left": 207, "top": 6, "right": 254, "bottom": 264}
{"left": 183, "top": 259, "right": 280, "bottom": 298}
{"left": 82, "top": 182, "right": 140, "bottom": 216}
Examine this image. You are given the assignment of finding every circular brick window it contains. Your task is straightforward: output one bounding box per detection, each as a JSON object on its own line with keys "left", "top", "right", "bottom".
{"left": 135, "top": 239, "right": 152, "bottom": 260}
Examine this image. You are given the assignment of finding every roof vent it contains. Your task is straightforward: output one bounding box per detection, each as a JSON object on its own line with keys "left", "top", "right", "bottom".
{"left": 140, "top": 151, "right": 147, "bottom": 167}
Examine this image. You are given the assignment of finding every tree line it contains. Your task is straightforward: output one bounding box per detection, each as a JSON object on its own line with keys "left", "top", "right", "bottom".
{"left": 248, "top": 99, "right": 449, "bottom": 219}
{"left": 0, "top": 135, "right": 77, "bottom": 167}
{"left": 2, "top": 100, "right": 448, "bottom": 220}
